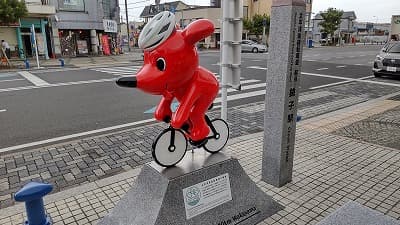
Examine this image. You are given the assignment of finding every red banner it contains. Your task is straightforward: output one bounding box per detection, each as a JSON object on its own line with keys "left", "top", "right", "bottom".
{"left": 101, "top": 35, "right": 111, "bottom": 55}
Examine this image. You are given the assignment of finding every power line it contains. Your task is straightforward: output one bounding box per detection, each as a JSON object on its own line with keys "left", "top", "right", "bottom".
{"left": 119, "top": 0, "right": 148, "bottom": 6}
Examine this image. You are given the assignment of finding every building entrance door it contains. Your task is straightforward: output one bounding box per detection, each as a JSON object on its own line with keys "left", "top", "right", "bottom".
{"left": 21, "top": 33, "right": 33, "bottom": 57}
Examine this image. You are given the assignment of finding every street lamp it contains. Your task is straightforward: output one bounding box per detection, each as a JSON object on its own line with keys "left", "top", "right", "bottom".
{"left": 373, "top": 16, "right": 378, "bottom": 35}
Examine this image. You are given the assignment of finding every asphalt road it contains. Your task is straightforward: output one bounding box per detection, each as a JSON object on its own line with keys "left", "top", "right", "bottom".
{"left": 0, "top": 45, "right": 391, "bottom": 150}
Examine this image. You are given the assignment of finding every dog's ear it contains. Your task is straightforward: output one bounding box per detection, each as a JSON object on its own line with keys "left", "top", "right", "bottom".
{"left": 182, "top": 19, "right": 214, "bottom": 46}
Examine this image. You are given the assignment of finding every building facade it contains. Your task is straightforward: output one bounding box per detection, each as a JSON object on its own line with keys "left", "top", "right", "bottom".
{"left": 245, "top": 0, "right": 312, "bottom": 41}
{"left": 140, "top": 1, "right": 189, "bottom": 23}
{"left": 139, "top": 2, "right": 221, "bottom": 49}
{"left": 0, "top": 0, "right": 55, "bottom": 59}
{"left": 49, "top": 0, "right": 120, "bottom": 57}
{"left": 174, "top": 7, "right": 221, "bottom": 48}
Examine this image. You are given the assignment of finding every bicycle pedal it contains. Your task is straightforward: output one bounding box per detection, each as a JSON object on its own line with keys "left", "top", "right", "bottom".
{"left": 189, "top": 139, "right": 208, "bottom": 148}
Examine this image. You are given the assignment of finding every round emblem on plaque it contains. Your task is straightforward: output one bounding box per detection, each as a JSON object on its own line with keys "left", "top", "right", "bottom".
{"left": 186, "top": 187, "right": 201, "bottom": 206}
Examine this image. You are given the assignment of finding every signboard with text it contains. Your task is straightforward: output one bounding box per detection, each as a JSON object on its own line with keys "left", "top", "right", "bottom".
{"left": 183, "top": 173, "right": 232, "bottom": 219}
{"left": 103, "top": 20, "right": 118, "bottom": 33}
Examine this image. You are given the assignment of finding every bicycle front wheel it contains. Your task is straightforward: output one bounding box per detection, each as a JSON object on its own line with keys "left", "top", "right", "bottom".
{"left": 152, "top": 128, "right": 188, "bottom": 167}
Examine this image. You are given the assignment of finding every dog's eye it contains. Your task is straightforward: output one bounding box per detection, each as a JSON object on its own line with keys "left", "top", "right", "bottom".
{"left": 156, "top": 58, "right": 166, "bottom": 71}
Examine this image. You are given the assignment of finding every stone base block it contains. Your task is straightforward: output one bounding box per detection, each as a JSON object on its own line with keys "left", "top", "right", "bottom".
{"left": 317, "top": 201, "right": 400, "bottom": 225}
{"left": 98, "top": 150, "right": 283, "bottom": 225}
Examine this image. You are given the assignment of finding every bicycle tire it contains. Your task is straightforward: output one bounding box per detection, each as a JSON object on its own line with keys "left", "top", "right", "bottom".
{"left": 152, "top": 128, "right": 188, "bottom": 167}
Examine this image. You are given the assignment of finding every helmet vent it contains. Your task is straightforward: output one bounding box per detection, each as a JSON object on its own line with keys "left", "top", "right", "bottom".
{"left": 146, "top": 37, "right": 164, "bottom": 49}
{"left": 146, "top": 28, "right": 153, "bottom": 36}
{"left": 158, "top": 23, "right": 170, "bottom": 34}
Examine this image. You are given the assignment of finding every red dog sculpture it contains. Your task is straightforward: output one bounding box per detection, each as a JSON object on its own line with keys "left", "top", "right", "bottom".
{"left": 117, "top": 11, "right": 219, "bottom": 142}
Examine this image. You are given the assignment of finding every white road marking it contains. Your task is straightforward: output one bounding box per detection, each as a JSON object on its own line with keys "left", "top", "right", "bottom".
{"left": 355, "top": 64, "right": 364, "bottom": 66}
{"left": 214, "top": 90, "right": 265, "bottom": 102}
{"left": 0, "top": 118, "right": 156, "bottom": 154}
{"left": 247, "top": 66, "right": 267, "bottom": 70}
{"left": 304, "top": 59, "right": 316, "bottom": 62}
{"left": 0, "top": 73, "right": 17, "bottom": 78}
{"left": 18, "top": 71, "right": 49, "bottom": 86}
{"left": 93, "top": 67, "right": 140, "bottom": 72}
{"left": 252, "top": 60, "right": 263, "bottom": 62}
{"left": 310, "top": 80, "right": 353, "bottom": 90}
{"left": 0, "top": 78, "right": 24, "bottom": 83}
{"left": 302, "top": 72, "right": 400, "bottom": 87}
{"left": 336, "top": 65, "right": 346, "bottom": 68}
{"left": 0, "top": 109, "right": 6, "bottom": 113}
{"left": 316, "top": 68, "right": 329, "bottom": 71}
{"left": 0, "top": 78, "right": 116, "bottom": 93}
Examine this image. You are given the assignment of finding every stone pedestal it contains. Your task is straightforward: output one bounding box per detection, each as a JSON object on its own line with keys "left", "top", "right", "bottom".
{"left": 98, "top": 150, "right": 282, "bottom": 225}
{"left": 317, "top": 201, "right": 400, "bottom": 225}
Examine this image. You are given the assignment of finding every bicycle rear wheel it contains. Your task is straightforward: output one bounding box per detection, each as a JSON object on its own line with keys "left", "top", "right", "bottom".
{"left": 203, "top": 119, "right": 229, "bottom": 153}
{"left": 152, "top": 128, "right": 188, "bottom": 167}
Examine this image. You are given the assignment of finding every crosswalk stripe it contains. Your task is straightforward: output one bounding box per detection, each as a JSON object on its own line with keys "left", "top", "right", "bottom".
{"left": 90, "top": 66, "right": 272, "bottom": 104}
{"left": 18, "top": 71, "right": 49, "bottom": 86}
{"left": 93, "top": 67, "right": 140, "bottom": 71}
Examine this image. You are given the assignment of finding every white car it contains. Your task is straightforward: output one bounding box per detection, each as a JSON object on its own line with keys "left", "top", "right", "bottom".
{"left": 241, "top": 40, "right": 268, "bottom": 53}
{"left": 373, "top": 41, "right": 400, "bottom": 77}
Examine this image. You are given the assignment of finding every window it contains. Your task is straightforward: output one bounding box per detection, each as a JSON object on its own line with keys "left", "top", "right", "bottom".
{"left": 102, "top": 0, "right": 111, "bottom": 18}
{"left": 59, "top": 0, "right": 85, "bottom": 11}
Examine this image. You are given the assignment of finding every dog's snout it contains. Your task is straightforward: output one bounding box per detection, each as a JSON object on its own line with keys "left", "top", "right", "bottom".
{"left": 116, "top": 77, "right": 137, "bottom": 88}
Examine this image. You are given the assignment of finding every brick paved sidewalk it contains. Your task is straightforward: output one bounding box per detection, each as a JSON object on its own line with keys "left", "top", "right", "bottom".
{"left": 1, "top": 83, "right": 400, "bottom": 209}
{"left": 1, "top": 97, "right": 400, "bottom": 225}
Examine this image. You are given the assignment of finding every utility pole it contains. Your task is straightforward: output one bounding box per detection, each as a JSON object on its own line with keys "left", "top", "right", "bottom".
{"left": 262, "top": 18, "right": 267, "bottom": 46}
{"left": 125, "top": 0, "right": 131, "bottom": 52}
{"left": 221, "top": 0, "right": 242, "bottom": 121}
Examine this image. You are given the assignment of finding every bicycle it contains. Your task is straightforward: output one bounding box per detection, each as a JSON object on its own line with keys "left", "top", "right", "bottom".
{"left": 152, "top": 113, "right": 229, "bottom": 167}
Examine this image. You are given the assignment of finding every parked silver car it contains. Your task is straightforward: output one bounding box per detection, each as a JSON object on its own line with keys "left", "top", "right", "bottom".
{"left": 373, "top": 41, "right": 400, "bottom": 77}
{"left": 241, "top": 40, "right": 268, "bottom": 53}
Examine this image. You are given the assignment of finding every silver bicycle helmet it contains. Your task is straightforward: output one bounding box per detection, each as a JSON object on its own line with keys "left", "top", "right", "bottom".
{"left": 138, "top": 11, "right": 176, "bottom": 51}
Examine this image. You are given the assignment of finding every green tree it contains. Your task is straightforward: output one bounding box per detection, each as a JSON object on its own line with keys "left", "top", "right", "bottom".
{"left": 319, "top": 8, "right": 343, "bottom": 45}
{"left": 0, "top": 0, "right": 28, "bottom": 24}
{"left": 243, "top": 14, "right": 270, "bottom": 36}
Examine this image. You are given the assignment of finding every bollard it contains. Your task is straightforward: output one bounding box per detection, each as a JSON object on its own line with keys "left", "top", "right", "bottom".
{"left": 59, "top": 58, "right": 65, "bottom": 67}
{"left": 25, "top": 60, "right": 30, "bottom": 69}
{"left": 15, "top": 182, "right": 53, "bottom": 225}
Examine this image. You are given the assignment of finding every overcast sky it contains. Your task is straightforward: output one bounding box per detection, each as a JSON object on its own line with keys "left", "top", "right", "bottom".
{"left": 122, "top": 0, "right": 400, "bottom": 23}
{"left": 312, "top": 0, "right": 400, "bottom": 23}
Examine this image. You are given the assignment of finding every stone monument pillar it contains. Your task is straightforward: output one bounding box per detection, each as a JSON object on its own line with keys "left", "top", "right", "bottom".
{"left": 262, "top": 0, "right": 306, "bottom": 187}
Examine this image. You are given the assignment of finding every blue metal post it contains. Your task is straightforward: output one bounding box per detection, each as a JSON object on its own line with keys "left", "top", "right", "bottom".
{"left": 25, "top": 60, "right": 30, "bottom": 69}
{"left": 15, "top": 182, "right": 53, "bottom": 225}
{"left": 59, "top": 59, "right": 64, "bottom": 67}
